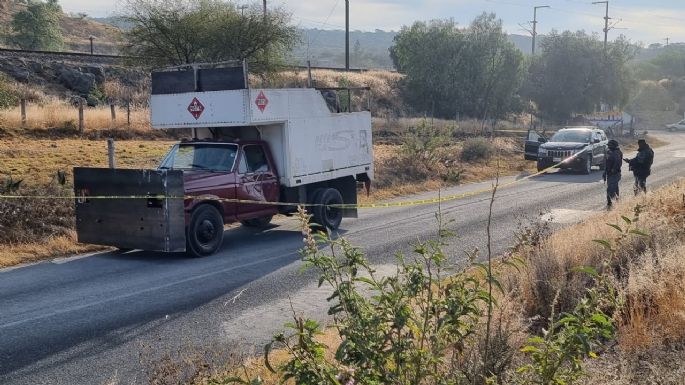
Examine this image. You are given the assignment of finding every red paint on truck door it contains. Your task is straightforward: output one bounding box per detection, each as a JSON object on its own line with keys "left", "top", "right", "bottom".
{"left": 236, "top": 144, "right": 279, "bottom": 220}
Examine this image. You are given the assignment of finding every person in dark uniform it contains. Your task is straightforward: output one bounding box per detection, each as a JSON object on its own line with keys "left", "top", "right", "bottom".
{"left": 603, "top": 139, "right": 623, "bottom": 209}
{"left": 624, "top": 139, "right": 654, "bottom": 195}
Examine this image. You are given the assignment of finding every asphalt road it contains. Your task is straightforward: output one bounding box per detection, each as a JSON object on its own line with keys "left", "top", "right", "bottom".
{"left": 2, "top": 132, "right": 685, "bottom": 385}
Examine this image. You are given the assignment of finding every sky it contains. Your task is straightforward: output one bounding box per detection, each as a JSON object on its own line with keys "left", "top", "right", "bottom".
{"left": 58, "top": 0, "right": 685, "bottom": 46}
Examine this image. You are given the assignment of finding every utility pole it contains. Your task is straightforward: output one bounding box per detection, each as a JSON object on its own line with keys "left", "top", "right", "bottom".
{"left": 531, "top": 5, "right": 550, "bottom": 55}
{"left": 263, "top": 0, "right": 267, "bottom": 20}
{"left": 664, "top": 37, "right": 670, "bottom": 47}
{"left": 345, "top": 0, "right": 350, "bottom": 70}
{"left": 592, "top": 1, "right": 610, "bottom": 51}
{"left": 238, "top": 4, "right": 248, "bottom": 16}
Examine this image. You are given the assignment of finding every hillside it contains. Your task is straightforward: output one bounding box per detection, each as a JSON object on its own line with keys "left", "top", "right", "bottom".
{"left": 0, "top": 0, "right": 122, "bottom": 54}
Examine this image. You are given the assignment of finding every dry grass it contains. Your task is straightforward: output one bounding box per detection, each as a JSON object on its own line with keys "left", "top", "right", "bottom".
{"left": 512, "top": 179, "right": 685, "bottom": 327}
{"left": 0, "top": 232, "right": 104, "bottom": 268}
{"left": 0, "top": 138, "right": 174, "bottom": 267}
{"left": 0, "top": 101, "right": 152, "bottom": 133}
{"left": 0, "top": 138, "right": 174, "bottom": 185}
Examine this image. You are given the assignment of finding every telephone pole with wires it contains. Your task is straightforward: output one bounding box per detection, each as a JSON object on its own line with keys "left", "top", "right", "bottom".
{"left": 665, "top": 37, "right": 670, "bottom": 47}
{"left": 531, "top": 5, "right": 550, "bottom": 55}
{"left": 592, "top": 1, "right": 610, "bottom": 51}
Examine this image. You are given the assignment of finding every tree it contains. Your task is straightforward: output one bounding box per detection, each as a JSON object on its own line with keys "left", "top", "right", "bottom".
{"left": 522, "top": 31, "right": 636, "bottom": 122}
{"left": 11, "top": 0, "right": 64, "bottom": 51}
{"left": 389, "top": 14, "right": 524, "bottom": 120}
{"left": 120, "top": 0, "right": 299, "bottom": 72}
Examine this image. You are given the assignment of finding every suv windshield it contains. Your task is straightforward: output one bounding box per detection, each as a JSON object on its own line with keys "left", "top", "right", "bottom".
{"left": 159, "top": 144, "right": 238, "bottom": 172}
{"left": 549, "top": 130, "right": 592, "bottom": 143}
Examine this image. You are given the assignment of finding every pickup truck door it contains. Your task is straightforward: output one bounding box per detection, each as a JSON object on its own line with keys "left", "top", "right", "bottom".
{"left": 236, "top": 144, "right": 279, "bottom": 220}
{"left": 524, "top": 129, "right": 546, "bottom": 161}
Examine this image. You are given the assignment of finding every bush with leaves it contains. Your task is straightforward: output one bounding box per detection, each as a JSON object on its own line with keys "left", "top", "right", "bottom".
{"left": 257, "top": 208, "right": 494, "bottom": 385}
{"left": 0, "top": 171, "right": 73, "bottom": 244}
{"left": 460, "top": 139, "right": 493, "bottom": 162}
{"left": 0, "top": 75, "right": 20, "bottom": 110}
{"left": 517, "top": 268, "right": 617, "bottom": 385}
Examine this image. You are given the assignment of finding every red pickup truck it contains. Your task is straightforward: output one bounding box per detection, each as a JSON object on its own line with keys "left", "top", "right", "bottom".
{"left": 74, "top": 63, "right": 373, "bottom": 257}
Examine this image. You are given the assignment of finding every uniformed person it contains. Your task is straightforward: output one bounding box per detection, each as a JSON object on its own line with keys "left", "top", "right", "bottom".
{"left": 624, "top": 139, "right": 655, "bottom": 195}
{"left": 603, "top": 139, "right": 623, "bottom": 209}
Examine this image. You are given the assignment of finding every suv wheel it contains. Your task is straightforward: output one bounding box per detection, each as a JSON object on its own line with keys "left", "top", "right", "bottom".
{"left": 187, "top": 205, "right": 224, "bottom": 257}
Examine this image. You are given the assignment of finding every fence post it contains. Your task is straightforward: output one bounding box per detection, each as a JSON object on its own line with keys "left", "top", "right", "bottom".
{"left": 20, "top": 99, "right": 26, "bottom": 125}
{"left": 110, "top": 103, "right": 116, "bottom": 122}
{"left": 126, "top": 101, "right": 131, "bottom": 126}
{"left": 107, "top": 138, "right": 116, "bottom": 169}
{"left": 78, "top": 98, "right": 85, "bottom": 132}
{"left": 307, "top": 60, "right": 313, "bottom": 88}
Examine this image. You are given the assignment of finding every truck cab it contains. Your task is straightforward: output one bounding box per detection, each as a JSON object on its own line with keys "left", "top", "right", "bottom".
{"left": 159, "top": 140, "right": 280, "bottom": 224}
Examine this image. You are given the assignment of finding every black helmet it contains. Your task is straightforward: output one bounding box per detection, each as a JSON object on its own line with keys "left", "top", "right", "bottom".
{"left": 608, "top": 139, "right": 619, "bottom": 149}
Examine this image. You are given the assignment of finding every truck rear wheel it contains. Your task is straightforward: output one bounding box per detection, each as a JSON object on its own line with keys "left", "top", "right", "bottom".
{"left": 240, "top": 215, "right": 273, "bottom": 228}
{"left": 311, "top": 188, "right": 343, "bottom": 230}
{"left": 186, "top": 205, "right": 224, "bottom": 257}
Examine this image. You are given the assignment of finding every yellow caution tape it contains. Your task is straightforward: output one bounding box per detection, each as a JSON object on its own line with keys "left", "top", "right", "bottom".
{"left": 0, "top": 151, "right": 588, "bottom": 209}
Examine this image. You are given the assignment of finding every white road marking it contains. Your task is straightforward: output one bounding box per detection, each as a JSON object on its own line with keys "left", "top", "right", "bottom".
{"left": 541, "top": 209, "right": 595, "bottom": 224}
{"left": 674, "top": 150, "right": 685, "bottom": 158}
{"left": 52, "top": 252, "right": 104, "bottom": 265}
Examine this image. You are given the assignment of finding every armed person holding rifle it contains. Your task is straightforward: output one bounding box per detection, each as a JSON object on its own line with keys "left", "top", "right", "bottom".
{"left": 624, "top": 139, "right": 655, "bottom": 195}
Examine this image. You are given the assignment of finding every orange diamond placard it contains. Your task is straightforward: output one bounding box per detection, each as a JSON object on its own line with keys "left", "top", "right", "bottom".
{"left": 255, "top": 91, "right": 269, "bottom": 112}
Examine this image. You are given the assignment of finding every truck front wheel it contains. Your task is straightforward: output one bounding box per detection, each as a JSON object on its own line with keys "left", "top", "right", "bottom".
{"left": 311, "top": 188, "right": 343, "bottom": 230}
{"left": 187, "top": 205, "right": 224, "bottom": 257}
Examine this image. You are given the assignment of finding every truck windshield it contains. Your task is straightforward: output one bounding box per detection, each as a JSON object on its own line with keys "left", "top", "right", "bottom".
{"left": 159, "top": 144, "right": 238, "bottom": 172}
{"left": 549, "top": 130, "right": 591, "bottom": 143}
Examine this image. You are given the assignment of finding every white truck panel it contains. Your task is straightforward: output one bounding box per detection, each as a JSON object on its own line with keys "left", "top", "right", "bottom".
{"left": 248, "top": 89, "right": 331, "bottom": 122}
{"left": 151, "top": 90, "right": 248, "bottom": 128}
{"left": 151, "top": 86, "right": 373, "bottom": 186}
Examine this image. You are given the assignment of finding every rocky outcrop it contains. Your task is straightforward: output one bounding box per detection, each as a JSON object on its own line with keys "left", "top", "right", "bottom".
{"left": 0, "top": 54, "right": 147, "bottom": 104}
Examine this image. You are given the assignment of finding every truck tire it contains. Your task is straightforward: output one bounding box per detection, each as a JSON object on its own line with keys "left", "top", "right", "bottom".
{"left": 186, "top": 205, "right": 224, "bottom": 257}
{"left": 240, "top": 215, "right": 273, "bottom": 228}
{"left": 311, "top": 188, "right": 343, "bottom": 230}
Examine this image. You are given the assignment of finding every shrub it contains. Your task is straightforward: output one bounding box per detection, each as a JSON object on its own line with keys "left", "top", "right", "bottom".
{"left": 0, "top": 174, "right": 73, "bottom": 244}
{"left": 0, "top": 75, "right": 20, "bottom": 110}
{"left": 460, "top": 138, "right": 493, "bottom": 162}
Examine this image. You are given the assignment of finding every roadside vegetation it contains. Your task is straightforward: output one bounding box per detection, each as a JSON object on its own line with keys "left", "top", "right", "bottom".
{"left": 184, "top": 177, "right": 684, "bottom": 385}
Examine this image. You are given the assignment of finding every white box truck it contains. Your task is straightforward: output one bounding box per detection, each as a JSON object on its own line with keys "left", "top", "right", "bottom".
{"left": 74, "top": 62, "right": 374, "bottom": 257}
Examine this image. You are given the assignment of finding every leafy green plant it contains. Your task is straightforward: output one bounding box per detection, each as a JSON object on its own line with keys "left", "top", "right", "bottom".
{"left": 401, "top": 119, "right": 450, "bottom": 166}
{"left": 256, "top": 208, "right": 493, "bottom": 385}
{"left": 0, "top": 75, "right": 20, "bottom": 110}
{"left": 517, "top": 267, "right": 616, "bottom": 385}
